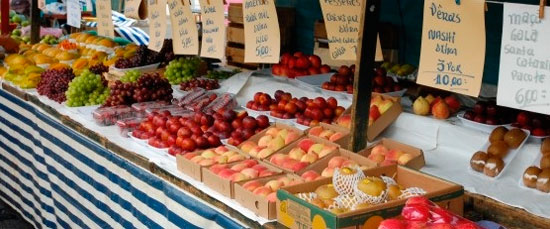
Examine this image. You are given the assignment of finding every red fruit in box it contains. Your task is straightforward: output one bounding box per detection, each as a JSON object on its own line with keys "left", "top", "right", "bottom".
{"left": 258, "top": 104, "right": 270, "bottom": 111}
{"left": 232, "top": 119, "right": 242, "bottom": 130}
{"left": 405, "top": 221, "right": 427, "bottom": 229}
{"left": 347, "top": 85, "right": 353, "bottom": 94}
{"left": 277, "top": 100, "right": 287, "bottom": 111}
{"left": 272, "top": 64, "right": 282, "bottom": 75}
{"left": 242, "top": 116, "right": 258, "bottom": 129}
{"left": 522, "top": 125, "right": 533, "bottom": 131}
{"left": 222, "top": 110, "right": 237, "bottom": 121}
{"left": 200, "top": 115, "right": 213, "bottom": 126}
{"left": 374, "top": 75, "right": 385, "bottom": 86}
{"left": 308, "top": 67, "right": 321, "bottom": 75}
{"left": 313, "top": 97, "right": 327, "bottom": 108}
{"left": 338, "top": 65, "right": 351, "bottom": 76}
{"left": 280, "top": 53, "right": 292, "bottom": 65}
{"left": 405, "top": 196, "right": 434, "bottom": 207}
{"left": 284, "top": 102, "right": 298, "bottom": 114}
{"left": 378, "top": 219, "right": 405, "bottom": 229}
{"left": 393, "top": 84, "right": 402, "bottom": 91}
{"left": 532, "top": 117, "right": 543, "bottom": 128}
{"left": 323, "top": 108, "right": 334, "bottom": 118}
{"left": 254, "top": 92, "right": 263, "bottom": 102}
{"left": 373, "top": 87, "right": 383, "bottom": 93}
{"left": 207, "top": 135, "right": 221, "bottom": 146}
{"left": 231, "top": 130, "right": 242, "bottom": 140}
{"left": 280, "top": 66, "right": 290, "bottom": 77}
{"left": 369, "top": 105, "right": 381, "bottom": 120}
{"left": 281, "top": 93, "right": 292, "bottom": 101}
{"left": 295, "top": 100, "right": 306, "bottom": 111}
{"left": 242, "top": 128, "right": 255, "bottom": 140}
{"left": 296, "top": 56, "right": 311, "bottom": 69}
{"left": 327, "top": 97, "right": 338, "bottom": 109}
{"left": 375, "top": 67, "right": 386, "bottom": 76}
{"left": 533, "top": 128, "right": 547, "bottom": 136}
{"left": 517, "top": 111, "right": 530, "bottom": 126}
{"left": 259, "top": 93, "right": 272, "bottom": 106}
{"left": 310, "top": 108, "right": 324, "bottom": 121}
{"left": 444, "top": 95, "right": 461, "bottom": 113}
{"left": 236, "top": 110, "right": 248, "bottom": 120}
{"left": 473, "top": 114, "right": 486, "bottom": 124}
{"left": 166, "top": 135, "right": 176, "bottom": 146}
{"left": 320, "top": 65, "right": 331, "bottom": 73}
{"left": 335, "top": 106, "right": 345, "bottom": 117}
{"left": 257, "top": 115, "right": 269, "bottom": 128}
{"left": 293, "top": 51, "right": 304, "bottom": 58}
{"left": 384, "top": 77, "right": 395, "bottom": 87}
{"left": 463, "top": 110, "right": 475, "bottom": 121}
{"left": 288, "top": 57, "right": 297, "bottom": 69}
{"left": 181, "top": 138, "right": 197, "bottom": 151}
{"left": 401, "top": 204, "right": 430, "bottom": 221}
{"left": 308, "top": 55, "right": 322, "bottom": 68}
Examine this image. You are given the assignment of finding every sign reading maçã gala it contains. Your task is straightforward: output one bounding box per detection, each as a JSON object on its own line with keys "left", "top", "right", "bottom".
{"left": 498, "top": 3, "right": 550, "bottom": 115}
{"left": 243, "top": 0, "right": 280, "bottom": 63}
{"left": 417, "top": 0, "right": 486, "bottom": 97}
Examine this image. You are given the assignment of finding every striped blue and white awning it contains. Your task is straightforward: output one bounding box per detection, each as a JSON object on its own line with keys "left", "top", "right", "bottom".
{"left": 85, "top": 11, "right": 150, "bottom": 45}
{"left": 0, "top": 89, "right": 245, "bottom": 229}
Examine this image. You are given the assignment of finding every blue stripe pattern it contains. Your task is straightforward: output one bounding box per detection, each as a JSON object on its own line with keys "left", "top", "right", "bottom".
{"left": 0, "top": 89, "right": 244, "bottom": 229}
{"left": 84, "top": 10, "right": 149, "bottom": 45}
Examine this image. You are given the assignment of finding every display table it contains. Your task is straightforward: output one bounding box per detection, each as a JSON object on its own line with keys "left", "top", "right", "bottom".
{"left": 1, "top": 73, "right": 550, "bottom": 228}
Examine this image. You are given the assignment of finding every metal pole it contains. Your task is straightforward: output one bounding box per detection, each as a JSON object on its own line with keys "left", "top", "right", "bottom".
{"left": 30, "top": 0, "right": 40, "bottom": 43}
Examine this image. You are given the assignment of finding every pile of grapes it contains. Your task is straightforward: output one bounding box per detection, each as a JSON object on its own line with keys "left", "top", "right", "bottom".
{"left": 180, "top": 78, "right": 220, "bottom": 91}
{"left": 164, "top": 57, "right": 202, "bottom": 84}
{"left": 114, "top": 45, "right": 161, "bottom": 69}
{"left": 65, "top": 70, "right": 110, "bottom": 107}
{"left": 205, "top": 69, "right": 240, "bottom": 80}
{"left": 36, "top": 68, "right": 75, "bottom": 103}
{"left": 103, "top": 73, "right": 173, "bottom": 107}
{"left": 89, "top": 63, "right": 109, "bottom": 75}
{"left": 120, "top": 70, "right": 141, "bottom": 83}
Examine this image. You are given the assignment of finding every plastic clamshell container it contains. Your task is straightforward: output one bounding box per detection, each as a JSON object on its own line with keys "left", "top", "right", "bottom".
{"left": 92, "top": 105, "right": 135, "bottom": 126}
{"left": 116, "top": 117, "right": 144, "bottom": 137}
{"left": 131, "top": 101, "right": 170, "bottom": 115}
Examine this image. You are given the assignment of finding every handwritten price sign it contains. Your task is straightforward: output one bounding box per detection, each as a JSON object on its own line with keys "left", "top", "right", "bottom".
{"left": 147, "top": 0, "right": 167, "bottom": 52}
{"left": 243, "top": 0, "right": 280, "bottom": 63}
{"left": 417, "top": 0, "right": 486, "bottom": 97}
{"left": 168, "top": 0, "right": 199, "bottom": 55}
{"left": 199, "top": 0, "right": 225, "bottom": 60}
{"left": 96, "top": 0, "right": 115, "bottom": 37}
{"left": 497, "top": 3, "right": 550, "bottom": 115}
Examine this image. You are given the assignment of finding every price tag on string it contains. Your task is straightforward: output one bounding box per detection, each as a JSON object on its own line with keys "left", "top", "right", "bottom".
{"left": 242, "top": 0, "right": 280, "bottom": 63}
{"left": 147, "top": 0, "right": 167, "bottom": 52}
{"left": 124, "top": 0, "right": 143, "bottom": 19}
{"left": 199, "top": 0, "right": 225, "bottom": 60}
{"left": 497, "top": 3, "right": 550, "bottom": 115}
{"left": 417, "top": 0, "right": 486, "bottom": 97}
{"left": 319, "top": 0, "right": 383, "bottom": 61}
{"left": 96, "top": 0, "right": 115, "bottom": 37}
{"left": 67, "top": 0, "right": 82, "bottom": 28}
{"left": 168, "top": 0, "right": 199, "bottom": 55}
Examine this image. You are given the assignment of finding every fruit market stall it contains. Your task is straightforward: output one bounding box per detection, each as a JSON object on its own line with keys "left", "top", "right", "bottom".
{"left": 2, "top": 0, "right": 550, "bottom": 229}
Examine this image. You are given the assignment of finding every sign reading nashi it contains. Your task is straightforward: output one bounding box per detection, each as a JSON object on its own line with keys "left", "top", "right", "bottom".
{"left": 497, "top": 3, "right": 550, "bottom": 115}
{"left": 417, "top": 0, "right": 486, "bottom": 97}
{"left": 243, "top": 0, "right": 280, "bottom": 63}
{"left": 199, "top": 0, "right": 226, "bottom": 60}
{"left": 147, "top": 0, "right": 167, "bottom": 52}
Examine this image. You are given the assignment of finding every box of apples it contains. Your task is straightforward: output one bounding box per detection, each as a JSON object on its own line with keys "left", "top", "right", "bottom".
{"left": 276, "top": 165, "right": 464, "bottom": 229}
{"left": 266, "top": 137, "right": 339, "bottom": 173}
{"left": 176, "top": 145, "right": 247, "bottom": 181}
{"left": 298, "top": 148, "right": 377, "bottom": 179}
{"left": 307, "top": 122, "right": 350, "bottom": 148}
{"left": 201, "top": 159, "right": 282, "bottom": 198}
{"left": 335, "top": 93, "right": 402, "bottom": 141}
{"left": 234, "top": 174, "right": 304, "bottom": 219}
{"left": 271, "top": 52, "right": 331, "bottom": 78}
{"left": 359, "top": 138, "right": 425, "bottom": 170}
{"left": 239, "top": 123, "right": 305, "bottom": 159}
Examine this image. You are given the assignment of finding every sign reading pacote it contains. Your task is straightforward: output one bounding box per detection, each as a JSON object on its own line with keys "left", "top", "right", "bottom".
{"left": 167, "top": 0, "right": 199, "bottom": 55}
{"left": 147, "top": 0, "right": 167, "bottom": 52}
{"left": 199, "top": 0, "right": 225, "bottom": 60}
{"left": 243, "top": 0, "right": 280, "bottom": 63}
{"left": 497, "top": 3, "right": 550, "bottom": 115}
{"left": 67, "top": 0, "right": 81, "bottom": 28}
{"left": 318, "top": 0, "right": 383, "bottom": 61}
{"left": 124, "top": 0, "right": 143, "bottom": 19}
{"left": 96, "top": 0, "right": 115, "bottom": 38}
{"left": 417, "top": 0, "right": 486, "bottom": 97}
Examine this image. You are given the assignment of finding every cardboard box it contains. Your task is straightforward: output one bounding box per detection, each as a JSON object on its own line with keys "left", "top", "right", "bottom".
{"left": 359, "top": 138, "right": 425, "bottom": 170}
{"left": 238, "top": 122, "right": 305, "bottom": 159}
{"left": 265, "top": 136, "right": 339, "bottom": 174}
{"left": 306, "top": 122, "right": 350, "bottom": 149}
{"left": 202, "top": 160, "right": 283, "bottom": 198}
{"left": 234, "top": 173, "right": 302, "bottom": 219}
{"left": 175, "top": 145, "right": 245, "bottom": 182}
{"left": 297, "top": 148, "right": 378, "bottom": 178}
{"left": 335, "top": 93, "right": 402, "bottom": 143}
{"left": 277, "top": 165, "right": 464, "bottom": 229}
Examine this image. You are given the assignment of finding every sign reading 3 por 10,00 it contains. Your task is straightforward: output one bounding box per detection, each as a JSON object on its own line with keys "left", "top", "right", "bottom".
{"left": 498, "top": 3, "right": 550, "bottom": 115}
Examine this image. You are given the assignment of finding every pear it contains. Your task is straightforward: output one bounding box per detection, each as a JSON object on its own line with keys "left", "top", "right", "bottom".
{"left": 413, "top": 97, "right": 430, "bottom": 115}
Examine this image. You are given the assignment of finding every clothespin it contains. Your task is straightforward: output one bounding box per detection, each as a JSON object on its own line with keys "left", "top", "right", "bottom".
{"left": 455, "top": 0, "right": 460, "bottom": 5}
{"left": 540, "top": 0, "right": 546, "bottom": 19}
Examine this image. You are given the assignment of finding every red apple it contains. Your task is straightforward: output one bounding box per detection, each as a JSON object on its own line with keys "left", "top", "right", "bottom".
{"left": 308, "top": 67, "right": 321, "bottom": 75}
{"left": 313, "top": 97, "right": 327, "bottom": 108}
{"left": 257, "top": 115, "right": 269, "bottom": 128}
{"left": 320, "top": 65, "right": 331, "bottom": 73}
{"left": 327, "top": 97, "right": 338, "bottom": 109}
{"left": 284, "top": 102, "right": 298, "bottom": 114}
{"left": 181, "top": 138, "right": 197, "bottom": 151}
{"left": 308, "top": 55, "right": 322, "bottom": 68}
{"left": 474, "top": 114, "right": 486, "bottom": 124}
{"left": 517, "top": 112, "right": 531, "bottom": 126}
{"left": 207, "top": 135, "right": 221, "bottom": 146}
{"left": 293, "top": 51, "right": 304, "bottom": 58}
{"left": 296, "top": 56, "right": 311, "bottom": 69}
{"left": 242, "top": 116, "right": 258, "bottom": 129}
{"left": 280, "top": 53, "right": 292, "bottom": 65}
{"left": 338, "top": 66, "right": 351, "bottom": 76}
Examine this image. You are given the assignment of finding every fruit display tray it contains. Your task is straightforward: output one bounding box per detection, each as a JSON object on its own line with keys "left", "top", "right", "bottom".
{"left": 457, "top": 111, "right": 512, "bottom": 134}
{"left": 518, "top": 152, "right": 548, "bottom": 193}
{"left": 468, "top": 129, "right": 530, "bottom": 180}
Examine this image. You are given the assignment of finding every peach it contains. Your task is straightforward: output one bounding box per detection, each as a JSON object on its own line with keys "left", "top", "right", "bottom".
{"left": 381, "top": 160, "right": 397, "bottom": 166}
{"left": 201, "top": 149, "right": 217, "bottom": 159}
{"left": 341, "top": 160, "right": 358, "bottom": 168}
{"left": 318, "top": 148, "right": 334, "bottom": 158}
{"left": 230, "top": 173, "right": 248, "bottom": 182}
{"left": 321, "top": 167, "right": 334, "bottom": 177}
{"left": 251, "top": 164, "right": 268, "bottom": 173}
{"left": 222, "top": 150, "right": 238, "bottom": 157}
{"left": 289, "top": 148, "right": 306, "bottom": 160}
{"left": 277, "top": 129, "right": 289, "bottom": 140}
{"left": 284, "top": 131, "right": 300, "bottom": 145}
{"left": 266, "top": 192, "right": 277, "bottom": 202}
{"left": 241, "top": 168, "right": 259, "bottom": 179}
{"left": 301, "top": 170, "right": 320, "bottom": 181}
{"left": 268, "top": 136, "right": 285, "bottom": 151}
{"left": 319, "top": 130, "right": 335, "bottom": 139}
{"left": 242, "top": 180, "right": 262, "bottom": 192}
{"left": 300, "top": 153, "right": 319, "bottom": 163}
{"left": 397, "top": 153, "right": 415, "bottom": 165}
{"left": 368, "top": 153, "right": 385, "bottom": 163}
{"left": 214, "top": 146, "right": 228, "bottom": 154}
{"left": 328, "top": 156, "right": 348, "bottom": 169}
{"left": 371, "top": 95, "right": 383, "bottom": 107}
{"left": 282, "top": 158, "right": 299, "bottom": 169}
{"left": 298, "top": 138, "right": 315, "bottom": 152}
{"left": 328, "top": 132, "right": 344, "bottom": 142}
{"left": 336, "top": 114, "right": 351, "bottom": 129}
{"left": 218, "top": 169, "right": 237, "bottom": 179}
{"left": 307, "top": 143, "right": 325, "bottom": 155}
{"left": 252, "top": 186, "right": 272, "bottom": 197}
{"left": 258, "top": 148, "right": 275, "bottom": 159}
{"left": 386, "top": 149, "right": 405, "bottom": 161}
{"left": 190, "top": 156, "right": 204, "bottom": 163}
{"left": 258, "top": 135, "right": 273, "bottom": 147}
{"left": 248, "top": 146, "right": 264, "bottom": 158}
{"left": 183, "top": 152, "right": 198, "bottom": 160}
{"left": 269, "top": 154, "right": 287, "bottom": 166}
{"left": 198, "top": 159, "right": 215, "bottom": 166}
{"left": 309, "top": 126, "right": 324, "bottom": 136}
{"left": 378, "top": 100, "right": 394, "bottom": 114}
{"left": 215, "top": 156, "right": 228, "bottom": 164}
{"left": 292, "top": 162, "right": 309, "bottom": 172}
{"left": 241, "top": 159, "right": 259, "bottom": 167}
{"left": 259, "top": 170, "right": 276, "bottom": 177}
{"left": 370, "top": 145, "right": 388, "bottom": 156}
{"left": 231, "top": 163, "right": 248, "bottom": 172}
{"left": 228, "top": 154, "right": 246, "bottom": 163}
{"left": 209, "top": 164, "right": 228, "bottom": 174}
{"left": 432, "top": 100, "right": 450, "bottom": 119}
{"left": 277, "top": 177, "right": 292, "bottom": 186}
{"left": 240, "top": 141, "right": 257, "bottom": 153}
{"left": 265, "top": 180, "right": 283, "bottom": 191}
{"left": 265, "top": 127, "right": 279, "bottom": 137}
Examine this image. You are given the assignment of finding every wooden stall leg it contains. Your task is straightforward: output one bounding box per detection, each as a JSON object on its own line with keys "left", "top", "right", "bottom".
{"left": 30, "top": 0, "right": 40, "bottom": 43}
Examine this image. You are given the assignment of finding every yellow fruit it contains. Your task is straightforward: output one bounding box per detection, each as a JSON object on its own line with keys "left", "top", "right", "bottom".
{"left": 340, "top": 167, "right": 356, "bottom": 175}
{"left": 43, "top": 47, "right": 62, "bottom": 57}
{"left": 0, "top": 67, "right": 7, "bottom": 77}
{"left": 75, "top": 33, "right": 91, "bottom": 42}
{"left": 55, "top": 51, "right": 78, "bottom": 61}
{"left": 72, "top": 58, "right": 89, "bottom": 70}
{"left": 48, "top": 63, "right": 70, "bottom": 70}
{"left": 85, "top": 35, "right": 97, "bottom": 44}
{"left": 315, "top": 184, "right": 338, "bottom": 200}
{"left": 97, "top": 38, "right": 116, "bottom": 48}
{"left": 103, "top": 57, "right": 119, "bottom": 66}
{"left": 387, "top": 184, "right": 403, "bottom": 200}
{"left": 33, "top": 54, "right": 56, "bottom": 64}
{"left": 310, "top": 198, "right": 326, "bottom": 209}
{"left": 357, "top": 177, "right": 386, "bottom": 196}
{"left": 91, "top": 51, "right": 107, "bottom": 61}
{"left": 6, "top": 54, "right": 31, "bottom": 67}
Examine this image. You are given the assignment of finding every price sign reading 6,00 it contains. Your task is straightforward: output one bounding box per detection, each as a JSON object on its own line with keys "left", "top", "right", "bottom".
{"left": 434, "top": 74, "right": 465, "bottom": 87}
{"left": 515, "top": 88, "right": 549, "bottom": 108}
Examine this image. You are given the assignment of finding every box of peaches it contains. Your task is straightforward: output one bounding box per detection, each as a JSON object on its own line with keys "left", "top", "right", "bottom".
{"left": 334, "top": 93, "right": 402, "bottom": 142}
{"left": 276, "top": 165, "right": 464, "bottom": 229}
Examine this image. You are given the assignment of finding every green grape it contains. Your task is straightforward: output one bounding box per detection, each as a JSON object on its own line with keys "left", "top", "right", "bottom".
{"left": 120, "top": 70, "right": 141, "bottom": 83}
{"left": 205, "top": 69, "right": 241, "bottom": 80}
{"left": 65, "top": 70, "right": 110, "bottom": 107}
{"left": 164, "top": 57, "right": 202, "bottom": 84}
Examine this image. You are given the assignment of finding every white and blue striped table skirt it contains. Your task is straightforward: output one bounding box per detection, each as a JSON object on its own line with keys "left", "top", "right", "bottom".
{"left": 0, "top": 89, "right": 245, "bottom": 229}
